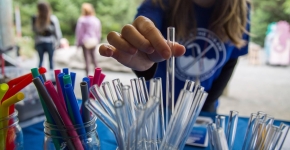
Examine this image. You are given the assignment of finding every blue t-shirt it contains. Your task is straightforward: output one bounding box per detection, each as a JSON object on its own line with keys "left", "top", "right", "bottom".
{"left": 135, "top": 0, "right": 250, "bottom": 102}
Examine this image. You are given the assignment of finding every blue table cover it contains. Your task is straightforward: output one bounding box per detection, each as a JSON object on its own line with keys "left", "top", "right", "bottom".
{"left": 22, "top": 112, "right": 290, "bottom": 150}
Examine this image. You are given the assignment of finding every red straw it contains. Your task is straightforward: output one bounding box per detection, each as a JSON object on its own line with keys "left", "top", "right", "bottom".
{"left": 6, "top": 67, "right": 46, "bottom": 91}
{"left": 3, "top": 76, "right": 32, "bottom": 114}
{"left": 54, "top": 69, "right": 67, "bottom": 111}
{"left": 2, "top": 67, "right": 47, "bottom": 114}
{"left": 5, "top": 126, "right": 16, "bottom": 150}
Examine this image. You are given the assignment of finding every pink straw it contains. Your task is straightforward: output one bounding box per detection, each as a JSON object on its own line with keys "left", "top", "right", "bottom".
{"left": 44, "top": 81, "right": 84, "bottom": 150}
{"left": 54, "top": 70, "right": 67, "bottom": 111}
{"left": 97, "top": 73, "right": 106, "bottom": 86}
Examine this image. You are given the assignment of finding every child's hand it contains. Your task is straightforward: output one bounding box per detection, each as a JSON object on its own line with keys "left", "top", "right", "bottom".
{"left": 99, "top": 16, "right": 185, "bottom": 71}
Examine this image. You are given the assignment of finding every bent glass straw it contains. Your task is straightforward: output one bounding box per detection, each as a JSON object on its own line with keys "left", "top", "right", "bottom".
{"left": 90, "top": 85, "right": 116, "bottom": 120}
{"left": 166, "top": 27, "right": 175, "bottom": 129}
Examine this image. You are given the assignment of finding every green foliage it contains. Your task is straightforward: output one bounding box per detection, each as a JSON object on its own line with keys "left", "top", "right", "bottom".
{"left": 13, "top": 0, "right": 143, "bottom": 44}
{"left": 251, "top": 0, "right": 290, "bottom": 46}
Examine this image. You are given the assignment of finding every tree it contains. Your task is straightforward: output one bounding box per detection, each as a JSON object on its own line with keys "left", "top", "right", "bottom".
{"left": 13, "top": 0, "right": 142, "bottom": 44}
{"left": 251, "top": 0, "right": 290, "bottom": 46}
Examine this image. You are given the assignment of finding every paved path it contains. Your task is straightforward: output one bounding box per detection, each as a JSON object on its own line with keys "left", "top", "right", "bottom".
{"left": 218, "top": 52, "right": 290, "bottom": 121}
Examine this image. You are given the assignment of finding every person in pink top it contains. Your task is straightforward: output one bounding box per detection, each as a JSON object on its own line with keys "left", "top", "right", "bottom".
{"left": 75, "top": 3, "right": 102, "bottom": 75}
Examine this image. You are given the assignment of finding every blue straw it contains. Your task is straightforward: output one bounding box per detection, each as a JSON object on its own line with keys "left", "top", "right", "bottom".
{"left": 63, "top": 68, "right": 69, "bottom": 75}
{"left": 64, "top": 84, "right": 88, "bottom": 147}
{"left": 70, "top": 72, "right": 76, "bottom": 90}
{"left": 57, "top": 73, "right": 66, "bottom": 101}
{"left": 58, "top": 73, "right": 75, "bottom": 123}
{"left": 83, "top": 77, "right": 90, "bottom": 88}
{"left": 64, "top": 84, "right": 85, "bottom": 126}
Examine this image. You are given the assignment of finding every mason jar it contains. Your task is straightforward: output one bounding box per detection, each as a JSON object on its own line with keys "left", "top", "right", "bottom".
{"left": 43, "top": 115, "right": 100, "bottom": 150}
{"left": 0, "top": 110, "right": 23, "bottom": 150}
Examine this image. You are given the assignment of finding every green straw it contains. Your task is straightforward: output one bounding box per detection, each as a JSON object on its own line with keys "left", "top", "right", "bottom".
{"left": 31, "top": 68, "right": 61, "bottom": 149}
{"left": 63, "top": 75, "right": 76, "bottom": 124}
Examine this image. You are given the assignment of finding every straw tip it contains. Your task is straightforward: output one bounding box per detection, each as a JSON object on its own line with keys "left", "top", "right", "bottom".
{"left": 16, "top": 92, "right": 25, "bottom": 100}
{"left": 31, "top": 68, "right": 40, "bottom": 77}
{"left": 0, "top": 83, "right": 9, "bottom": 91}
{"left": 38, "top": 67, "right": 47, "bottom": 74}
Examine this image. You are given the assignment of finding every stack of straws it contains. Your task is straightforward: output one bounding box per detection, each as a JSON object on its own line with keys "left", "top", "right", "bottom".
{"left": 85, "top": 77, "right": 208, "bottom": 150}
{"left": 0, "top": 67, "right": 47, "bottom": 150}
{"left": 31, "top": 67, "right": 105, "bottom": 150}
{"left": 208, "top": 111, "right": 290, "bottom": 150}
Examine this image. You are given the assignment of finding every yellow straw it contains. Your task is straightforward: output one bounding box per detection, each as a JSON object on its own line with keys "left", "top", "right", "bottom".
{"left": 0, "top": 92, "right": 24, "bottom": 150}
{"left": 0, "top": 83, "right": 9, "bottom": 101}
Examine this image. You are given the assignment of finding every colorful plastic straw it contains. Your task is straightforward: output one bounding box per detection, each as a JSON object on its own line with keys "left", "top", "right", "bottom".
{"left": 80, "top": 81, "right": 91, "bottom": 125}
{"left": 33, "top": 77, "right": 75, "bottom": 150}
{"left": 2, "top": 67, "right": 47, "bottom": 114}
{"left": 98, "top": 73, "right": 106, "bottom": 86}
{"left": 0, "top": 92, "right": 24, "bottom": 150}
{"left": 54, "top": 70, "right": 67, "bottom": 111}
{"left": 70, "top": 72, "right": 76, "bottom": 89}
{"left": 93, "top": 68, "right": 101, "bottom": 86}
{"left": 63, "top": 75, "right": 75, "bottom": 123}
{"left": 44, "top": 81, "right": 84, "bottom": 150}
{"left": 64, "top": 84, "right": 86, "bottom": 135}
{"left": 31, "top": 68, "right": 61, "bottom": 149}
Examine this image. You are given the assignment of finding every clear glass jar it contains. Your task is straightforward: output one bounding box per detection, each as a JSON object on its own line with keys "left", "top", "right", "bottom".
{"left": 0, "top": 110, "right": 23, "bottom": 150}
{"left": 44, "top": 116, "right": 100, "bottom": 150}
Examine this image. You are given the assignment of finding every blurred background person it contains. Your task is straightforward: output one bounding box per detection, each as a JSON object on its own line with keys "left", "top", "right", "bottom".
{"left": 32, "top": 1, "right": 62, "bottom": 75}
{"left": 75, "top": 3, "right": 102, "bottom": 76}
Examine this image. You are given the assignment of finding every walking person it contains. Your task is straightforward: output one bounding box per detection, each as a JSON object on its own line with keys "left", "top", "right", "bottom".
{"left": 32, "top": 1, "right": 62, "bottom": 74}
{"left": 75, "top": 3, "right": 102, "bottom": 76}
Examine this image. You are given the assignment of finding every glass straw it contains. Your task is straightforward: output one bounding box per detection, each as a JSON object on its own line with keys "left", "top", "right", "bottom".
{"left": 112, "top": 79, "right": 123, "bottom": 101}
{"left": 259, "top": 125, "right": 282, "bottom": 150}
{"left": 130, "top": 78, "right": 142, "bottom": 105}
{"left": 114, "top": 100, "right": 128, "bottom": 150}
{"left": 216, "top": 115, "right": 226, "bottom": 131}
{"left": 90, "top": 85, "right": 116, "bottom": 120}
{"left": 248, "top": 119, "right": 267, "bottom": 149}
{"left": 149, "top": 78, "right": 163, "bottom": 144}
{"left": 160, "top": 90, "right": 195, "bottom": 149}
{"left": 121, "top": 85, "right": 134, "bottom": 126}
{"left": 274, "top": 123, "right": 289, "bottom": 149}
{"left": 138, "top": 77, "right": 149, "bottom": 105}
{"left": 226, "top": 110, "right": 239, "bottom": 150}
{"left": 172, "top": 89, "right": 203, "bottom": 147}
{"left": 178, "top": 90, "right": 208, "bottom": 150}
{"left": 166, "top": 27, "right": 175, "bottom": 123}
{"left": 101, "top": 81, "right": 116, "bottom": 106}
{"left": 242, "top": 113, "right": 257, "bottom": 150}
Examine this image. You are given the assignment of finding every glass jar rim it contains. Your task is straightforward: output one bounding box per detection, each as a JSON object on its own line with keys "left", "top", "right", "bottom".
{"left": 44, "top": 115, "right": 97, "bottom": 139}
{"left": 0, "top": 110, "right": 19, "bottom": 130}
{"left": 44, "top": 115, "right": 97, "bottom": 129}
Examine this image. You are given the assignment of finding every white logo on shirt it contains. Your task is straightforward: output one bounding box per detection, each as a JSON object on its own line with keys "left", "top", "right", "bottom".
{"left": 175, "top": 28, "right": 226, "bottom": 82}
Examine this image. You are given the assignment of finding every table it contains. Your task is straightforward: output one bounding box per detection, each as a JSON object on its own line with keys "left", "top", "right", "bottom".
{"left": 22, "top": 112, "right": 290, "bottom": 150}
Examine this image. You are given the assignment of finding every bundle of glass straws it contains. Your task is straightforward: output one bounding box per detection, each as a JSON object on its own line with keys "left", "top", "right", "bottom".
{"left": 208, "top": 111, "right": 289, "bottom": 150}
{"left": 85, "top": 77, "right": 208, "bottom": 150}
